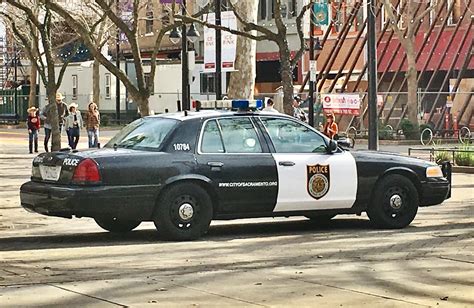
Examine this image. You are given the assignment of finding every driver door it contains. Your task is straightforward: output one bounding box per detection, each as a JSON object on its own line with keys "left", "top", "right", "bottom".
{"left": 258, "top": 117, "right": 358, "bottom": 212}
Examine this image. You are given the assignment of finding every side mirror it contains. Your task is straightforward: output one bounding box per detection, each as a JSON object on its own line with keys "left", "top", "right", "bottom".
{"left": 337, "top": 137, "right": 354, "bottom": 149}
{"left": 326, "top": 139, "right": 338, "bottom": 154}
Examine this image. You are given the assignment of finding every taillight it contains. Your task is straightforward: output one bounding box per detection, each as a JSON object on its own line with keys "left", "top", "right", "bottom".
{"left": 72, "top": 159, "right": 101, "bottom": 184}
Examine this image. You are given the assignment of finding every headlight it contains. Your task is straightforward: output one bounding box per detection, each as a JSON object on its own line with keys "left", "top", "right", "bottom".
{"left": 426, "top": 166, "right": 444, "bottom": 178}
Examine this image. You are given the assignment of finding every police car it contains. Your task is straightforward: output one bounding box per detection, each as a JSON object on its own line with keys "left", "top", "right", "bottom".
{"left": 20, "top": 100, "right": 451, "bottom": 240}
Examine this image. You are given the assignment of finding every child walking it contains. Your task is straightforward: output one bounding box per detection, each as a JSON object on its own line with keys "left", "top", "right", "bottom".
{"left": 27, "top": 106, "right": 41, "bottom": 154}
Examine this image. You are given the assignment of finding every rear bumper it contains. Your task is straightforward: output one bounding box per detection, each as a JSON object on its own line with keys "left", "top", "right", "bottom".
{"left": 20, "top": 181, "right": 160, "bottom": 220}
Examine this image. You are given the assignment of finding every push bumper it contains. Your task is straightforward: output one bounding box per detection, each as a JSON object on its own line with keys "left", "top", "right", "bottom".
{"left": 420, "top": 162, "right": 451, "bottom": 207}
{"left": 20, "top": 181, "right": 160, "bottom": 220}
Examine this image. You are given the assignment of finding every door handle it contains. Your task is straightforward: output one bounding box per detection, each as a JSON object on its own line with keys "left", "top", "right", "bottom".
{"left": 207, "top": 161, "right": 224, "bottom": 168}
{"left": 279, "top": 161, "right": 295, "bottom": 166}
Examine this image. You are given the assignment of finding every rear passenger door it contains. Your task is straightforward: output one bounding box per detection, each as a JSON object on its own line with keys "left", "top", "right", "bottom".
{"left": 195, "top": 117, "right": 278, "bottom": 214}
{"left": 258, "top": 116, "right": 358, "bottom": 212}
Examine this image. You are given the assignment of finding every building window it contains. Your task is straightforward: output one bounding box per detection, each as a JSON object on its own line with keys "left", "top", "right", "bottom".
{"left": 105, "top": 73, "right": 111, "bottom": 99}
{"left": 258, "top": 0, "right": 267, "bottom": 21}
{"left": 72, "top": 74, "right": 78, "bottom": 99}
{"left": 146, "top": 10, "right": 154, "bottom": 34}
{"left": 144, "top": 73, "right": 154, "bottom": 95}
{"left": 200, "top": 73, "right": 216, "bottom": 94}
{"left": 446, "top": 0, "right": 461, "bottom": 25}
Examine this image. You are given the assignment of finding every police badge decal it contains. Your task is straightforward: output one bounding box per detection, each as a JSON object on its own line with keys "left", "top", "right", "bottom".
{"left": 307, "top": 164, "right": 330, "bottom": 200}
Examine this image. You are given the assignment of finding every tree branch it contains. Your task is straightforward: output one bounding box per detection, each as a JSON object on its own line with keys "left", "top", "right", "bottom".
{"left": 291, "top": 2, "right": 313, "bottom": 68}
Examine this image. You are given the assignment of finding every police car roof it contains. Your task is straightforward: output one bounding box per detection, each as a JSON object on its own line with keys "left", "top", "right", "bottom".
{"left": 146, "top": 110, "right": 294, "bottom": 121}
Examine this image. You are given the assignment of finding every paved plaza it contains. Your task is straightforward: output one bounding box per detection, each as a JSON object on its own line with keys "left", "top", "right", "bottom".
{"left": 0, "top": 129, "right": 472, "bottom": 307}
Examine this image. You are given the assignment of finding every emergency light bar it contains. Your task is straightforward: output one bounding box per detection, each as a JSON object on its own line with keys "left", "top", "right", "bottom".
{"left": 196, "top": 99, "right": 264, "bottom": 111}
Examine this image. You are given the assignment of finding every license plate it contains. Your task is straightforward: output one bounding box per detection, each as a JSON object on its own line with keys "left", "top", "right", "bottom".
{"left": 39, "top": 165, "right": 62, "bottom": 181}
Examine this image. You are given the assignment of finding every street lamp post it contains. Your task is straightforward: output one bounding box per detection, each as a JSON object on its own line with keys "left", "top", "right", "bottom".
{"left": 308, "top": 25, "right": 323, "bottom": 128}
{"left": 169, "top": 3, "right": 200, "bottom": 111}
{"left": 215, "top": 0, "right": 222, "bottom": 100}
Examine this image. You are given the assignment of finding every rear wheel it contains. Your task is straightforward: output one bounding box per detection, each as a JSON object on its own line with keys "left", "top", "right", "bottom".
{"left": 367, "top": 175, "right": 419, "bottom": 229}
{"left": 94, "top": 217, "right": 141, "bottom": 233}
{"left": 154, "top": 183, "right": 213, "bottom": 241}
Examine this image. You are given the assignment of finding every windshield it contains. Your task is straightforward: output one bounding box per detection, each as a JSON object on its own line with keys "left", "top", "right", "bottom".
{"left": 105, "top": 118, "right": 178, "bottom": 151}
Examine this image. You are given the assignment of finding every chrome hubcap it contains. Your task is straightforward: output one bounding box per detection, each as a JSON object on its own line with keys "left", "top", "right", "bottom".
{"left": 178, "top": 203, "right": 194, "bottom": 221}
{"left": 390, "top": 194, "right": 403, "bottom": 210}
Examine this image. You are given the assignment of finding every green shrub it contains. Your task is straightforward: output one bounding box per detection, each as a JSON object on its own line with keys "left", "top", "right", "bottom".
{"left": 379, "top": 126, "right": 394, "bottom": 140}
{"left": 101, "top": 114, "right": 110, "bottom": 126}
{"left": 400, "top": 119, "right": 420, "bottom": 140}
{"left": 435, "top": 150, "right": 451, "bottom": 165}
{"left": 454, "top": 143, "right": 474, "bottom": 167}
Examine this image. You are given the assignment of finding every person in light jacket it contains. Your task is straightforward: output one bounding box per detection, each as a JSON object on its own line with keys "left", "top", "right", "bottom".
{"left": 64, "top": 103, "right": 83, "bottom": 149}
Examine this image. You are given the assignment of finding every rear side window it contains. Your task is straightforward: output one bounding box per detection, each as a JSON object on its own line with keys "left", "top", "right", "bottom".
{"left": 200, "top": 118, "right": 262, "bottom": 153}
{"left": 260, "top": 117, "right": 327, "bottom": 153}
{"left": 106, "top": 118, "right": 178, "bottom": 151}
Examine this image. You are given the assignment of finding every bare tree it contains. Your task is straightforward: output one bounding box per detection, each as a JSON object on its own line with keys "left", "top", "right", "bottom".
{"left": 179, "top": 0, "right": 312, "bottom": 115}
{"left": 381, "top": 0, "right": 434, "bottom": 125}
{"left": 43, "top": 0, "right": 211, "bottom": 116}
{"left": 226, "top": 0, "right": 258, "bottom": 100}
{"left": 3, "top": 0, "right": 80, "bottom": 151}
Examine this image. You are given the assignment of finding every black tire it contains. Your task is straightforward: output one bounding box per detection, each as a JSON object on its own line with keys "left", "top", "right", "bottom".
{"left": 367, "top": 174, "right": 419, "bottom": 229}
{"left": 305, "top": 214, "right": 336, "bottom": 223}
{"left": 153, "top": 183, "right": 213, "bottom": 241}
{"left": 94, "top": 217, "right": 141, "bottom": 233}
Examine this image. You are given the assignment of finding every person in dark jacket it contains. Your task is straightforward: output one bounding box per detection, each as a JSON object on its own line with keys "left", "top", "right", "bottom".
{"left": 27, "top": 106, "right": 41, "bottom": 154}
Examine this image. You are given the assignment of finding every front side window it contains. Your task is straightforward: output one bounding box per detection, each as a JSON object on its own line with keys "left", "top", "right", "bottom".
{"left": 106, "top": 118, "right": 178, "bottom": 151}
{"left": 200, "top": 118, "right": 262, "bottom": 154}
{"left": 260, "top": 117, "right": 328, "bottom": 153}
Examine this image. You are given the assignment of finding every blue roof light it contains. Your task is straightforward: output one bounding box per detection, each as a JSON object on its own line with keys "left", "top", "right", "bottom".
{"left": 231, "top": 99, "right": 263, "bottom": 110}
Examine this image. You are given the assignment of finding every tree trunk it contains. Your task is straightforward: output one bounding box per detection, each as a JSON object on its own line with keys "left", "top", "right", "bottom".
{"left": 227, "top": 0, "right": 258, "bottom": 99}
{"left": 134, "top": 94, "right": 150, "bottom": 116}
{"left": 279, "top": 44, "right": 294, "bottom": 115}
{"left": 46, "top": 86, "right": 61, "bottom": 151}
{"left": 405, "top": 43, "right": 419, "bottom": 125}
{"left": 93, "top": 59, "right": 101, "bottom": 108}
{"left": 29, "top": 61, "right": 37, "bottom": 107}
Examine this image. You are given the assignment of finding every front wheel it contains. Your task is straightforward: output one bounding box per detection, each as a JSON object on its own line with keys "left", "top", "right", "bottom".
{"left": 367, "top": 175, "right": 419, "bottom": 229}
{"left": 94, "top": 217, "right": 141, "bottom": 233}
{"left": 154, "top": 183, "right": 213, "bottom": 241}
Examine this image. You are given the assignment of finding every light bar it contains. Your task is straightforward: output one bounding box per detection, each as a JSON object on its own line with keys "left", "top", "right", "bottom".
{"left": 198, "top": 99, "right": 263, "bottom": 110}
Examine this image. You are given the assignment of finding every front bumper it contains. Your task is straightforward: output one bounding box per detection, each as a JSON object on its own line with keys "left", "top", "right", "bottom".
{"left": 20, "top": 181, "right": 160, "bottom": 220}
{"left": 419, "top": 177, "right": 451, "bottom": 207}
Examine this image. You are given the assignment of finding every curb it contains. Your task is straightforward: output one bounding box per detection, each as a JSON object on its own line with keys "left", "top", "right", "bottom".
{"left": 452, "top": 166, "right": 474, "bottom": 174}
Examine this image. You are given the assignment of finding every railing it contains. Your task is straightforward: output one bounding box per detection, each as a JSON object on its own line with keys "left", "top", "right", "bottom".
{"left": 408, "top": 147, "right": 474, "bottom": 165}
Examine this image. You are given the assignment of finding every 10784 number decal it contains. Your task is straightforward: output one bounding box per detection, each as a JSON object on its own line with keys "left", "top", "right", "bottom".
{"left": 173, "top": 143, "right": 191, "bottom": 151}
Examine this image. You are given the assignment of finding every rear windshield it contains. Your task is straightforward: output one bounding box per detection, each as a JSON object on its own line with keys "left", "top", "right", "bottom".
{"left": 105, "top": 118, "right": 178, "bottom": 151}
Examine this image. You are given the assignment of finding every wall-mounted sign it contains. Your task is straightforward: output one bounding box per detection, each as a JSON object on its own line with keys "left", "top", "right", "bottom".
{"left": 322, "top": 94, "right": 361, "bottom": 115}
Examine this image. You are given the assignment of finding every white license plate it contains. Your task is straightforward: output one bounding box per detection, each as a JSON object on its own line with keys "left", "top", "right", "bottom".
{"left": 39, "top": 165, "right": 62, "bottom": 181}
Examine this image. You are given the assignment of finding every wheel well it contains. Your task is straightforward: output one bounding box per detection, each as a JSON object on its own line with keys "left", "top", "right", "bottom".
{"left": 155, "top": 179, "right": 219, "bottom": 217}
{"left": 371, "top": 170, "right": 422, "bottom": 201}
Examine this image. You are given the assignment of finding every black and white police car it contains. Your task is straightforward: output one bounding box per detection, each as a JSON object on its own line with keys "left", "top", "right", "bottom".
{"left": 20, "top": 100, "right": 451, "bottom": 240}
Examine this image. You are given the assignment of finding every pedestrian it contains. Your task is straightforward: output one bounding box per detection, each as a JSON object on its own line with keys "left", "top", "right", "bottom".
{"left": 292, "top": 96, "right": 307, "bottom": 122}
{"left": 323, "top": 112, "right": 339, "bottom": 139}
{"left": 64, "top": 103, "right": 83, "bottom": 149}
{"left": 26, "top": 106, "right": 40, "bottom": 154}
{"left": 86, "top": 102, "right": 100, "bottom": 148}
{"left": 40, "top": 92, "right": 69, "bottom": 152}
{"left": 262, "top": 98, "right": 279, "bottom": 113}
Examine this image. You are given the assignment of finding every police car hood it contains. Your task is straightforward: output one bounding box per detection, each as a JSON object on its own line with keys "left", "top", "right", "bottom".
{"left": 351, "top": 150, "right": 435, "bottom": 167}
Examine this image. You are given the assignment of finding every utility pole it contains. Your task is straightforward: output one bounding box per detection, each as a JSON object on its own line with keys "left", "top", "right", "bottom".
{"left": 308, "top": 4, "right": 315, "bottom": 128}
{"left": 13, "top": 43, "right": 18, "bottom": 116}
{"left": 115, "top": 0, "right": 121, "bottom": 120}
{"left": 182, "top": 0, "right": 189, "bottom": 110}
{"left": 215, "top": 0, "right": 222, "bottom": 100}
{"left": 367, "top": 0, "right": 378, "bottom": 150}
